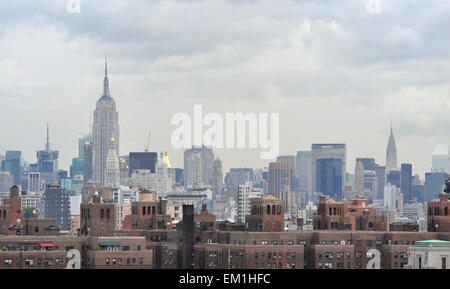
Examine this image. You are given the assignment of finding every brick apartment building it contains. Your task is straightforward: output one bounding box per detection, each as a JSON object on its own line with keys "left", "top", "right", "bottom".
{"left": 246, "top": 195, "right": 284, "bottom": 232}
{"left": 0, "top": 236, "right": 152, "bottom": 269}
{"left": 314, "top": 196, "right": 387, "bottom": 231}
{"left": 427, "top": 179, "right": 450, "bottom": 232}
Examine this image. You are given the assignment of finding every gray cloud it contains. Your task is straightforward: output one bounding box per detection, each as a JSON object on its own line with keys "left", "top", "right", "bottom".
{"left": 0, "top": 0, "right": 449, "bottom": 177}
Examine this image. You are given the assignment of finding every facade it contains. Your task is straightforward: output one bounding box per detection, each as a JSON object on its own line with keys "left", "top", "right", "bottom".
{"left": 104, "top": 138, "right": 121, "bottom": 188}
{"left": 386, "top": 170, "right": 401, "bottom": 188}
{"left": 311, "top": 144, "right": 346, "bottom": 199}
{"left": 92, "top": 58, "right": 120, "bottom": 185}
{"left": 184, "top": 145, "right": 214, "bottom": 189}
{"left": 354, "top": 161, "right": 364, "bottom": 195}
{"left": 211, "top": 158, "right": 223, "bottom": 199}
{"left": 276, "top": 155, "right": 296, "bottom": 190}
{"left": 83, "top": 141, "right": 94, "bottom": 184}
{"left": 0, "top": 185, "right": 24, "bottom": 236}
{"left": 296, "top": 151, "right": 312, "bottom": 202}
{"left": 0, "top": 171, "right": 13, "bottom": 193}
{"left": 313, "top": 196, "right": 387, "bottom": 231}
{"left": 432, "top": 144, "right": 449, "bottom": 173}
{"left": 427, "top": 186, "right": 450, "bottom": 232}
{"left": 268, "top": 162, "right": 290, "bottom": 199}
{"left": 80, "top": 194, "right": 116, "bottom": 237}
{"left": 424, "top": 172, "right": 448, "bottom": 202}
{"left": 315, "top": 158, "right": 343, "bottom": 200}
{"left": 363, "top": 170, "right": 377, "bottom": 199}
{"left": 128, "top": 152, "right": 158, "bottom": 176}
{"left": 401, "top": 163, "right": 413, "bottom": 203}
{"left": 0, "top": 236, "right": 152, "bottom": 269}
{"left": 224, "top": 168, "right": 254, "bottom": 193}
{"left": 407, "top": 239, "right": 450, "bottom": 269}
{"left": 237, "top": 182, "right": 262, "bottom": 223}
{"left": 245, "top": 195, "right": 284, "bottom": 232}
{"left": 2, "top": 151, "right": 22, "bottom": 185}
{"left": 39, "top": 185, "right": 70, "bottom": 230}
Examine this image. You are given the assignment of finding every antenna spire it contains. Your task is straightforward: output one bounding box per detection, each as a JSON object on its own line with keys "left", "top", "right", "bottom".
{"left": 46, "top": 119, "right": 50, "bottom": 151}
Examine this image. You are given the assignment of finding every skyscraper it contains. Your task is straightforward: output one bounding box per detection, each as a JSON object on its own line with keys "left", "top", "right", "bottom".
{"left": 2, "top": 151, "right": 22, "bottom": 185}
{"left": 432, "top": 144, "right": 449, "bottom": 173}
{"left": 128, "top": 152, "right": 158, "bottom": 176}
{"left": 36, "top": 122, "right": 59, "bottom": 187}
{"left": 183, "top": 145, "right": 214, "bottom": 188}
{"left": 268, "top": 162, "right": 291, "bottom": 199}
{"left": 400, "top": 163, "right": 413, "bottom": 203}
{"left": 354, "top": 161, "right": 364, "bottom": 194}
{"left": 276, "top": 155, "right": 296, "bottom": 190}
{"left": 92, "top": 56, "right": 120, "bottom": 185}
{"left": 104, "top": 137, "right": 120, "bottom": 188}
{"left": 311, "top": 144, "right": 346, "bottom": 197}
{"left": 296, "top": 151, "right": 312, "bottom": 202}
{"left": 211, "top": 158, "right": 223, "bottom": 198}
{"left": 386, "top": 125, "right": 398, "bottom": 173}
{"left": 39, "top": 185, "right": 70, "bottom": 230}
{"left": 83, "top": 141, "right": 93, "bottom": 184}
{"left": 315, "top": 158, "right": 343, "bottom": 200}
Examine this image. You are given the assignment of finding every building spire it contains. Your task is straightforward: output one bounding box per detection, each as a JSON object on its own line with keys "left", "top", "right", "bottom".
{"left": 46, "top": 121, "right": 50, "bottom": 151}
{"left": 101, "top": 53, "right": 111, "bottom": 99}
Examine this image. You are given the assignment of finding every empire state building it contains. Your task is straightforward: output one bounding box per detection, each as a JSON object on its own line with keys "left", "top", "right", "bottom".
{"left": 92, "top": 56, "right": 120, "bottom": 185}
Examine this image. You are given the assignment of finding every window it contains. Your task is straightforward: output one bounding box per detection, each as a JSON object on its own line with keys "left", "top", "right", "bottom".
{"left": 25, "top": 259, "right": 34, "bottom": 266}
{"left": 106, "top": 209, "right": 110, "bottom": 219}
{"left": 101, "top": 209, "right": 105, "bottom": 219}
{"left": 442, "top": 257, "right": 447, "bottom": 269}
{"left": 267, "top": 205, "right": 271, "bottom": 215}
{"left": 106, "top": 258, "right": 110, "bottom": 264}
{"left": 5, "top": 259, "right": 12, "bottom": 265}
{"left": 139, "top": 258, "right": 143, "bottom": 264}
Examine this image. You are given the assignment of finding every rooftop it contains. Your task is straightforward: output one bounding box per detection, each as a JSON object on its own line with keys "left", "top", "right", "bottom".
{"left": 414, "top": 239, "right": 450, "bottom": 247}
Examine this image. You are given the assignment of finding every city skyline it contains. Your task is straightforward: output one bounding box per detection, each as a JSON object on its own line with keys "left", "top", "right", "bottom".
{"left": 0, "top": 1, "right": 450, "bottom": 178}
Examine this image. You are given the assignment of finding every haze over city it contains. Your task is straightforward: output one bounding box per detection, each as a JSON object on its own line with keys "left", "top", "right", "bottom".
{"left": 1, "top": 0, "right": 450, "bottom": 177}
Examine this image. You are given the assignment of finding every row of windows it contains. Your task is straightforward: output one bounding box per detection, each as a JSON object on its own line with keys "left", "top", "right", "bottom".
{"left": 251, "top": 204, "right": 282, "bottom": 216}
{"left": 3, "top": 258, "right": 64, "bottom": 266}
{"left": 255, "top": 252, "right": 297, "bottom": 259}
{"left": 254, "top": 262, "right": 296, "bottom": 269}
{"left": 105, "top": 257, "right": 143, "bottom": 265}
{"left": 429, "top": 206, "right": 449, "bottom": 216}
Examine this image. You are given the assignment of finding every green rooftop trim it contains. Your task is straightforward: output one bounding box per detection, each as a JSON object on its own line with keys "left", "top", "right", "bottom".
{"left": 414, "top": 240, "right": 450, "bottom": 247}
{"left": 99, "top": 242, "right": 120, "bottom": 246}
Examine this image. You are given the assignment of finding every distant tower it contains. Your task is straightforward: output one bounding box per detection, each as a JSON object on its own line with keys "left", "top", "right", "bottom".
{"left": 354, "top": 161, "right": 364, "bottom": 195}
{"left": 386, "top": 124, "right": 398, "bottom": 173}
{"left": 92, "top": 55, "right": 120, "bottom": 184}
{"left": 37, "top": 121, "right": 59, "bottom": 187}
{"left": 104, "top": 137, "right": 120, "bottom": 188}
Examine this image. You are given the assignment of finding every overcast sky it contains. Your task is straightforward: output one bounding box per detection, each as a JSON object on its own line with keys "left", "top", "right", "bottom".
{"left": 0, "top": 0, "right": 449, "bottom": 179}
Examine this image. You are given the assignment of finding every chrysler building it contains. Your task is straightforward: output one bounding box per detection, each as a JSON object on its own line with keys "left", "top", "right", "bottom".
{"left": 385, "top": 124, "right": 398, "bottom": 173}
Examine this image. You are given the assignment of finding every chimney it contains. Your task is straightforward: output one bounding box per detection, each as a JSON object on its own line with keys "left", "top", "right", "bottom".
{"left": 182, "top": 205, "right": 194, "bottom": 269}
{"left": 319, "top": 195, "right": 326, "bottom": 204}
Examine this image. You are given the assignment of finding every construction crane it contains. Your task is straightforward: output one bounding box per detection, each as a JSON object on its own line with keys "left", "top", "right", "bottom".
{"left": 144, "top": 131, "right": 151, "bottom": 152}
